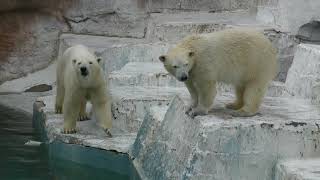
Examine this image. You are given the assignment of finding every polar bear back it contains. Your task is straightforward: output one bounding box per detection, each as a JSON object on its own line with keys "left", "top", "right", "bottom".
{"left": 181, "top": 28, "right": 278, "bottom": 84}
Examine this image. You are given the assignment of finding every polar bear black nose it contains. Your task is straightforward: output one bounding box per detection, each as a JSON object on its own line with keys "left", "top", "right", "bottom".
{"left": 180, "top": 74, "right": 188, "bottom": 81}
{"left": 80, "top": 67, "right": 88, "bottom": 76}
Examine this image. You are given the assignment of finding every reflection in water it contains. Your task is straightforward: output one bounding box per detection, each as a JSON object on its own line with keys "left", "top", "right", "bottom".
{"left": 0, "top": 104, "right": 139, "bottom": 180}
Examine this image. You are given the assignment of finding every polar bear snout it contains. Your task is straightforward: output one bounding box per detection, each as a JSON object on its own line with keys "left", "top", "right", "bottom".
{"left": 179, "top": 73, "right": 188, "bottom": 81}
{"left": 80, "top": 66, "right": 89, "bottom": 76}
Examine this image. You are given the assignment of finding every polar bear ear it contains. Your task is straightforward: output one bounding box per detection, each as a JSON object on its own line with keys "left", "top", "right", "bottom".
{"left": 159, "top": 55, "right": 166, "bottom": 62}
{"left": 188, "top": 51, "right": 195, "bottom": 57}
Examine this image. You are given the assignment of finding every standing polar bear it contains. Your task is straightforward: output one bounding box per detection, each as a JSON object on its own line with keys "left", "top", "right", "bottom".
{"left": 55, "top": 45, "right": 112, "bottom": 136}
{"left": 159, "top": 28, "right": 277, "bottom": 117}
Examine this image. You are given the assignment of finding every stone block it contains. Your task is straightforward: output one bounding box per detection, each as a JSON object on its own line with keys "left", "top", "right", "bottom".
{"left": 132, "top": 95, "right": 320, "bottom": 179}
{"left": 275, "top": 159, "right": 320, "bottom": 180}
{"left": 0, "top": 12, "right": 68, "bottom": 84}
{"left": 286, "top": 44, "right": 320, "bottom": 99}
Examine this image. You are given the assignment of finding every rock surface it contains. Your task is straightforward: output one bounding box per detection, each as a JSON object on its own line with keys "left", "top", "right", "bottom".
{"left": 0, "top": 12, "right": 68, "bottom": 84}
{"left": 286, "top": 44, "right": 320, "bottom": 101}
{"left": 33, "top": 85, "right": 188, "bottom": 153}
{"left": 0, "top": 62, "right": 56, "bottom": 94}
{"left": 132, "top": 95, "right": 320, "bottom": 180}
{"left": 257, "top": 0, "right": 320, "bottom": 34}
{"left": 275, "top": 159, "right": 320, "bottom": 180}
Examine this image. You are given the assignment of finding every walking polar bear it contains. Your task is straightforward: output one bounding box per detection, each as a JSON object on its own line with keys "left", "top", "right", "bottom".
{"left": 159, "top": 28, "right": 278, "bottom": 117}
{"left": 55, "top": 45, "right": 112, "bottom": 136}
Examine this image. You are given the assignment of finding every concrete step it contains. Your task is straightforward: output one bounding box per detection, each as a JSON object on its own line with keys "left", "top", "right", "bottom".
{"left": 285, "top": 44, "right": 320, "bottom": 102}
{"left": 0, "top": 62, "right": 56, "bottom": 94}
{"left": 148, "top": 0, "right": 268, "bottom": 13}
{"left": 109, "top": 62, "right": 184, "bottom": 87}
{"left": 35, "top": 85, "right": 188, "bottom": 141}
{"left": 34, "top": 98, "right": 137, "bottom": 153}
{"left": 146, "top": 10, "right": 271, "bottom": 42}
{"left": 131, "top": 94, "right": 320, "bottom": 180}
{"left": 109, "top": 62, "right": 289, "bottom": 97}
{"left": 131, "top": 105, "right": 169, "bottom": 179}
{"left": 275, "top": 159, "right": 320, "bottom": 180}
{"left": 33, "top": 85, "right": 187, "bottom": 153}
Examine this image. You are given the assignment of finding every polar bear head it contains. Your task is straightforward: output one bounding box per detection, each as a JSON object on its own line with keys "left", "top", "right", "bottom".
{"left": 71, "top": 46, "right": 104, "bottom": 87}
{"left": 159, "top": 47, "right": 195, "bottom": 82}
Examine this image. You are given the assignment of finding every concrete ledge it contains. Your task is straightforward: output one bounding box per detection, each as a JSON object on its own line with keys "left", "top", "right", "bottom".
{"left": 275, "top": 159, "right": 320, "bottom": 180}
{"left": 110, "top": 62, "right": 289, "bottom": 97}
{"left": 132, "top": 95, "right": 320, "bottom": 179}
{"left": 33, "top": 98, "right": 136, "bottom": 153}
{"left": 33, "top": 86, "right": 188, "bottom": 153}
{"left": 0, "top": 63, "right": 56, "bottom": 94}
{"left": 286, "top": 44, "right": 320, "bottom": 100}
{"left": 146, "top": 10, "right": 268, "bottom": 42}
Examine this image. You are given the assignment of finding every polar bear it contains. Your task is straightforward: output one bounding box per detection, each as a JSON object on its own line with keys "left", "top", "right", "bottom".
{"left": 159, "top": 28, "right": 277, "bottom": 117}
{"left": 55, "top": 44, "right": 112, "bottom": 136}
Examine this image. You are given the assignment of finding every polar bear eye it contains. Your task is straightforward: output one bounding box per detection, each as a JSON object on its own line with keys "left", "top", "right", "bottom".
{"left": 78, "top": 62, "right": 81, "bottom": 65}
{"left": 184, "top": 63, "right": 188, "bottom": 66}
{"left": 89, "top": 61, "right": 93, "bottom": 64}
{"left": 173, "top": 65, "right": 178, "bottom": 69}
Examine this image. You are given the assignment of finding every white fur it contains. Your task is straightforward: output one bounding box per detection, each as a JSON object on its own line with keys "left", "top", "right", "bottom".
{"left": 160, "top": 28, "right": 278, "bottom": 117}
{"left": 55, "top": 45, "right": 112, "bottom": 133}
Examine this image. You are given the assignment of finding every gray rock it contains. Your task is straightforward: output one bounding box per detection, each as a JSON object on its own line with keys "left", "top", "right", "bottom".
{"left": 66, "top": 12, "right": 148, "bottom": 38}
{"left": 132, "top": 95, "right": 320, "bottom": 180}
{"left": 286, "top": 44, "right": 320, "bottom": 100}
{"left": 257, "top": 0, "right": 320, "bottom": 34}
{"left": 0, "top": 62, "right": 56, "bottom": 94}
{"left": 275, "top": 159, "right": 320, "bottom": 180}
{"left": 0, "top": 12, "right": 68, "bottom": 84}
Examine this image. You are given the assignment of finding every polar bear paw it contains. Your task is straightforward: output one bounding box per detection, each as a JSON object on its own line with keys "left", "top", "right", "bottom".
{"left": 225, "top": 102, "right": 242, "bottom": 110}
{"left": 55, "top": 104, "right": 63, "bottom": 114}
{"left": 230, "top": 108, "right": 257, "bottom": 117}
{"left": 104, "top": 129, "right": 112, "bottom": 138}
{"left": 185, "top": 106, "right": 193, "bottom": 114}
{"left": 78, "top": 113, "right": 90, "bottom": 121}
{"left": 188, "top": 107, "right": 208, "bottom": 118}
{"left": 62, "top": 128, "right": 77, "bottom": 134}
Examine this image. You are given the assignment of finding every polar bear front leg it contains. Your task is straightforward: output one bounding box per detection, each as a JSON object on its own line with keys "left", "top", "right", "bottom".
{"left": 190, "top": 81, "right": 216, "bottom": 117}
{"left": 91, "top": 89, "right": 113, "bottom": 137}
{"left": 184, "top": 80, "right": 198, "bottom": 114}
{"left": 78, "top": 98, "right": 89, "bottom": 121}
{"left": 93, "top": 101, "right": 113, "bottom": 137}
{"left": 62, "top": 92, "right": 81, "bottom": 134}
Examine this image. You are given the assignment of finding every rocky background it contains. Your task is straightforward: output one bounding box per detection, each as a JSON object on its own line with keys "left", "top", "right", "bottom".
{"left": 0, "top": 0, "right": 319, "bottom": 84}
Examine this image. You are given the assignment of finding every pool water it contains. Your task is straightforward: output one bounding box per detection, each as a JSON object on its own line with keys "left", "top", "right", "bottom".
{"left": 0, "top": 104, "right": 140, "bottom": 180}
{"left": 0, "top": 104, "right": 50, "bottom": 179}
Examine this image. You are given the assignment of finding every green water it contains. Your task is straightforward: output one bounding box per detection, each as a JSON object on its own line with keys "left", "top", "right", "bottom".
{"left": 0, "top": 104, "right": 140, "bottom": 180}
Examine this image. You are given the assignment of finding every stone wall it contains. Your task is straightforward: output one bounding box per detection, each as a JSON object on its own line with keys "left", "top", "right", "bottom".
{"left": 0, "top": 0, "right": 147, "bottom": 84}
{"left": 257, "top": 0, "right": 320, "bottom": 34}
{"left": 0, "top": 0, "right": 318, "bottom": 84}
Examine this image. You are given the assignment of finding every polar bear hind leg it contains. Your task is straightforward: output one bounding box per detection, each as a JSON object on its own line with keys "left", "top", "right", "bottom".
{"left": 231, "top": 81, "right": 268, "bottom": 117}
{"left": 226, "top": 86, "right": 245, "bottom": 110}
{"left": 55, "top": 77, "right": 64, "bottom": 114}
